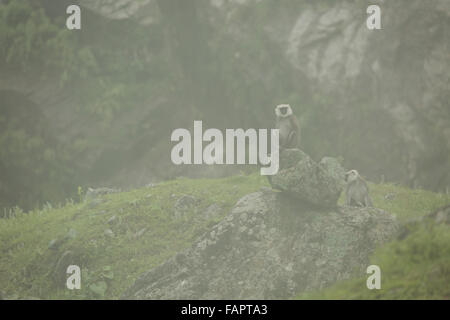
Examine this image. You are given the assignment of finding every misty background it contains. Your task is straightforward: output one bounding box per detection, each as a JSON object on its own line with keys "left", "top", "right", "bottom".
{"left": 1, "top": 0, "right": 449, "bottom": 212}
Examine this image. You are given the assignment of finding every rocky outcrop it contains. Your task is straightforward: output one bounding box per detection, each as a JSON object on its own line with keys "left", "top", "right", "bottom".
{"left": 271, "top": 149, "right": 346, "bottom": 207}
{"left": 123, "top": 189, "right": 398, "bottom": 299}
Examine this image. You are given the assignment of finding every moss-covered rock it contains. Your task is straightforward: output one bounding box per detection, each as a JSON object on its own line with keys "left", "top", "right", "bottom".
{"left": 271, "top": 149, "right": 345, "bottom": 207}
{"left": 123, "top": 190, "right": 398, "bottom": 299}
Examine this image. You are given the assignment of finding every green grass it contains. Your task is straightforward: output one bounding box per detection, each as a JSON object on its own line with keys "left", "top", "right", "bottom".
{"left": 366, "top": 182, "right": 450, "bottom": 223}
{"left": 296, "top": 222, "right": 450, "bottom": 300}
{"left": 0, "top": 174, "right": 449, "bottom": 299}
{"left": 0, "top": 174, "right": 266, "bottom": 299}
{"left": 300, "top": 183, "right": 450, "bottom": 300}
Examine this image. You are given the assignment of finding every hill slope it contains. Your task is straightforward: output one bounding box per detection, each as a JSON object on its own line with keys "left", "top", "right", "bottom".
{"left": 296, "top": 217, "right": 450, "bottom": 299}
{"left": 0, "top": 174, "right": 449, "bottom": 299}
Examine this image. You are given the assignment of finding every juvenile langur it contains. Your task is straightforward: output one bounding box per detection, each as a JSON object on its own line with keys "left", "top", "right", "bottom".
{"left": 345, "top": 170, "right": 373, "bottom": 207}
{"left": 275, "top": 104, "right": 300, "bottom": 149}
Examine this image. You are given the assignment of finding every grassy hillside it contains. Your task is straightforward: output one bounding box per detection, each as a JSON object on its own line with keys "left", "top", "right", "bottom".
{"left": 0, "top": 174, "right": 266, "bottom": 299}
{"left": 296, "top": 222, "right": 450, "bottom": 300}
{"left": 0, "top": 174, "right": 449, "bottom": 299}
{"left": 299, "top": 183, "right": 450, "bottom": 300}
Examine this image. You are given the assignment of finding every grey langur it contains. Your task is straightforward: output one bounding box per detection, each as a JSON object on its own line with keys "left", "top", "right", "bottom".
{"left": 345, "top": 169, "right": 373, "bottom": 207}
{"left": 275, "top": 104, "right": 300, "bottom": 149}
{"left": 267, "top": 104, "right": 299, "bottom": 188}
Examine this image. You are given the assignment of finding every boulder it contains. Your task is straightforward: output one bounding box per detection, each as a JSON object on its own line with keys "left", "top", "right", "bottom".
{"left": 123, "top": 190, "right": 398, "bottom": 299}
{"left": 270, "top": 149, "right": 346, "bottom": 207}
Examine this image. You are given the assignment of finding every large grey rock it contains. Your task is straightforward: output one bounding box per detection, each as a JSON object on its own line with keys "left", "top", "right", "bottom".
{"left": 123, "top": 190, "right": 398, "bottom": 299}
{"left": 270, "top": 149, "right": 346, "bottom": 207}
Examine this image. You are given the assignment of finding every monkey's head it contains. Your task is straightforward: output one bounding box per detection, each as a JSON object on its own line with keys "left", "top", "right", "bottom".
{"left": 345, "top": 169, "right": 360, "bottom": 183}
{"left": 275, "top": 104, "right": 293, "bottom": 118}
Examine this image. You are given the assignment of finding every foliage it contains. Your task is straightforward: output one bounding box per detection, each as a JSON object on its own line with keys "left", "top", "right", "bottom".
{"left": 0, "top": 91, "right": 76, "bottom": 211}
{"left": 0, "top": 1, "right": 76, "bottom": 76}
{"left": 0, "top": 0, "right": 173, "bottom": 210}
